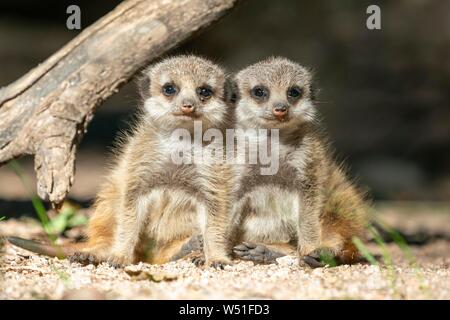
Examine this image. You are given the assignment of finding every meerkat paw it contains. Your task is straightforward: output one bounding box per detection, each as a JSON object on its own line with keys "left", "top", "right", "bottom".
{"left": 233, "top": 242, "right": 284, "bottom": 264}
{"left": 69, "top": 252, "right": 100, "bottom": 266}
{"left": 299, "top": 248, "right": 337, "bottom": 268}
{"left": 189, "top": 251, "right": 206, "bottom": 267}
{"left": 191, "top": 255, "right": 230, "bottom": 269}
{"left": 206, "top": 257, "right": 232, "bottom": 270}
{"left": 105, "top": 254, "right": 133, "bottom": 269}
{"left": 191, "top": 255, "right": 231, "bottom": 269}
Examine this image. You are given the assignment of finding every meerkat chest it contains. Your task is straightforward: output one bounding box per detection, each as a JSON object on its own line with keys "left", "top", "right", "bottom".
{"left": 138, "top": 137, "right": 212, "bottom": 243}
{"left": 142, "top": 188, "right": 206, "bottom": 243}
{"left": 237, "top": 142, "right": 306, "bottom": 193}
{"left": 240, "top": 185, "right": 299, "bottom": 244}
{"left": 151, "top": 136, "right": 204, "bottom": 185}
{"left": 236, "top": 142, "right": 307, "bottom": 243}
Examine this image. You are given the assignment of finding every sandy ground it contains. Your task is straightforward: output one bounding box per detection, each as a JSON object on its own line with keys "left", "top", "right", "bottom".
{"left": 1, "top": 203, "right": 449, "bottom": 300}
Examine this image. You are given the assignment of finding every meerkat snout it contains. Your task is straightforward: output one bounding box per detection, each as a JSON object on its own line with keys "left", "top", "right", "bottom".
{"left": 272, "top": 102, "right": 288, "bottom": 120}
{"left": 181, "top": 104, "right": 194, "bottom": 114}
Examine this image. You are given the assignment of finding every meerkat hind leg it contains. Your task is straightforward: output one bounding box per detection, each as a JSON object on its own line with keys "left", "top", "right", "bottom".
{"left": 233, "top": 242, "right": 339, "bottom": 268}
{"left": 169, "top": 235, "right": 203, "bottom": 262}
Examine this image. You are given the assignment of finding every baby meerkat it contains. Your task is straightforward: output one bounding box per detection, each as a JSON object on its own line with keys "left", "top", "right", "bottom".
{"left": 8, "top": 55, "right": 234, "bottom": 268}
{"left": 229, "top": 57, "right": 368, "bottom": 267}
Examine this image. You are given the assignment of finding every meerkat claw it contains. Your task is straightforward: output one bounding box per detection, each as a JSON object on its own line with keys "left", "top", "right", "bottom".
{"left": 69, "top": 252, "right": 100, "bottom": 266}
{"left": 191, "top": 255, "right": 206, "bottom": 267}
{"left": 208, "top": 260, "right": 230, "bottom": 269}
{"left": 105, "top": 256, "right": 129, "bottom": 269}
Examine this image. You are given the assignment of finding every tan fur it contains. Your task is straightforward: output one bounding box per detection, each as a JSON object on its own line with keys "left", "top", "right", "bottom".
{"left": 151, "top": 237, "right": 191, "bottom": 264}
{"left": 9, "top": 56, "right": 234, "bottom": 267}
{"left": 85, "top": 55, "right": 234, "bottom": 266}
{"left": 230, "top": 57, "right": 368, "bottom": 265}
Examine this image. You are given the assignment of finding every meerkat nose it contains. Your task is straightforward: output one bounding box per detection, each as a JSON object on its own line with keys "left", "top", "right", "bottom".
{"left": 181, "top": 104, "right": 194, "bottom": 114}
{"left": 273, "top": 105, "right": 288, "bottom": 118}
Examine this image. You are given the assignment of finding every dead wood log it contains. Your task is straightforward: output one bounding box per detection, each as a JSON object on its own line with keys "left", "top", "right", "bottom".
{"left": 0, "top": 0, "right": 239, "bottom": 205}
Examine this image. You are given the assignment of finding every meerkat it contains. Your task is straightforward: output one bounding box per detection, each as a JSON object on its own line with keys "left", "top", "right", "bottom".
{"left": 7, "top": 55, "right": 234, "bottom": 268}
{"left": 228, "top": 57, "right": 368, "bottom": 267}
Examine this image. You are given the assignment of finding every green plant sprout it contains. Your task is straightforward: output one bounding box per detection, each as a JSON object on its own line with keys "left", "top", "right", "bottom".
{"left": 8, "top": 160, "right": 87, "bottom": 238}
{"left": 49, "top": 202, "right": 88, "bottom": 235}
{"left": 7, "top": 159, "right": 80, "bottom": 287}
{"left": 8, "top": 160, "right": 54, "bottom": 239}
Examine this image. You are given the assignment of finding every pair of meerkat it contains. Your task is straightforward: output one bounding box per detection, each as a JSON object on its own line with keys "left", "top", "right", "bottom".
{"left": 8, "top": 55, "right": 367, "bottom": 268}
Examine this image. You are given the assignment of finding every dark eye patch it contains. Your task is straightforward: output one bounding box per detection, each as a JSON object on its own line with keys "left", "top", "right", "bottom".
{"left": 251, "top": 86, "right": 269, "bottom": 99}
{"left": 162, "top": 83, "right": 178, "bottom": 96}
{"left": 287, "top": 86, "right": 303, "bottom": 99}
{"left": 197, "top": 86, "right": 213, "bottom": 99}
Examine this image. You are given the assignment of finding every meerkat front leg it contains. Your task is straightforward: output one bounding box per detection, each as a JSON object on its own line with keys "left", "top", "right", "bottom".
{"left": 108, "top": 193, "right": 151, "bottom": 267}
{"left": 201, "top": 201, "right": 233, "bottom": 268}
{"left": 296, "top": 189, "right": 323, "bottom": 267}
{"left": 297, "top": 189, "right": 346, "bottom": 268}
{"left": 187, "top": 199, "right": 232, "bottom": 268}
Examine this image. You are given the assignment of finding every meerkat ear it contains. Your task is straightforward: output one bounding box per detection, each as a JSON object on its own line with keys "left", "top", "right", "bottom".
{"left": 224, "top": 77, "right": 239, "bottom": 104}
{"left": 136, "top": 70, "right": 151, "bottom": 102}
{"left": 309, "top": 82, "right": 319, "bottom": 102}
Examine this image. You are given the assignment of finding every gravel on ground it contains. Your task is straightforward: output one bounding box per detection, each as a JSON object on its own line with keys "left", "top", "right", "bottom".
{"left": 1, "top": 203, "right": 449, "bottom": 300}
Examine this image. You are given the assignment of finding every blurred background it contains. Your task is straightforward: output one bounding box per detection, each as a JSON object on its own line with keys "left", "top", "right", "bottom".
{"left": 0, "top": 0, "right": 449, "bottom": 211}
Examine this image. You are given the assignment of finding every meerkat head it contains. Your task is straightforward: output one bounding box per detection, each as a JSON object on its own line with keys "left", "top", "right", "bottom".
{"left": 233, "top": 57, "right": 316, "bottom": 130}
{"left": 139, "top": 55, "right": 228, "bottom": 131}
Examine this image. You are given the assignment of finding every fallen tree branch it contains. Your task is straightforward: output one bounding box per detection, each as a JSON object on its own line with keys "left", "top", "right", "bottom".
{"left": 0, "top": 0, "right": 239, "bottom": 205}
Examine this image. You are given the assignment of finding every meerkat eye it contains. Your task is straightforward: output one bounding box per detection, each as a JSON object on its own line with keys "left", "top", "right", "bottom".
{"left": 251, "top": 86, "right": 268, "bottom": 99}
{"left": 197, "top": 86, "right": 213, "bottom": 99}
{"left": 162, "top": 83, "right": 177, "bottom": 96}
{"left": 287, "top": 86, "right": 303, "bottom": 99}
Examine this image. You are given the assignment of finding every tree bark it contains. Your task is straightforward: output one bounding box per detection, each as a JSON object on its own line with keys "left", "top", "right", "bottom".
{"left": 0, "top": 0, "right": 239, "bottom": 205}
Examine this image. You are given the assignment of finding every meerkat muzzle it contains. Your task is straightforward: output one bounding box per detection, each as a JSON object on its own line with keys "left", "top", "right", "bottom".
{"left": 181, "top": 104, "right": 195, "bottom": 114}
{"left": 272, "top": 105, "right": 288, "bottom": 120}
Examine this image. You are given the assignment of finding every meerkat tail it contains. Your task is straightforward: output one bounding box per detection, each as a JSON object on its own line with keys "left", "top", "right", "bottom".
{"left": 7, "top": 236, "right": 80, "bottom": 258}
{"left": 319, "top": 163, "right": 369, "bottom": 263}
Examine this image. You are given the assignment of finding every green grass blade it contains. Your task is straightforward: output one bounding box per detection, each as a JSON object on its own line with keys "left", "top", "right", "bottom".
{"left": 8, "top": 160, "right": 54, "bottom": 240}
{"left": 8, "top": 159, "right": 72, "bottom": 284}
{"left": 31, "top": 196, "right": 51, "bottom": 228}
{"left": 352, "top": 236, "right": 378, "bottom": 265}
{"left": 372, "top": 213, "right": 430, "bottom": 298}
{"left": 319, "top": 251, "right": 338, "bottom": 267}
{"left": 374, "top": 218, "right": 416, "bottom": 265}
{"left": 368, "top": 225, "right": 393, "bottom": 267}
